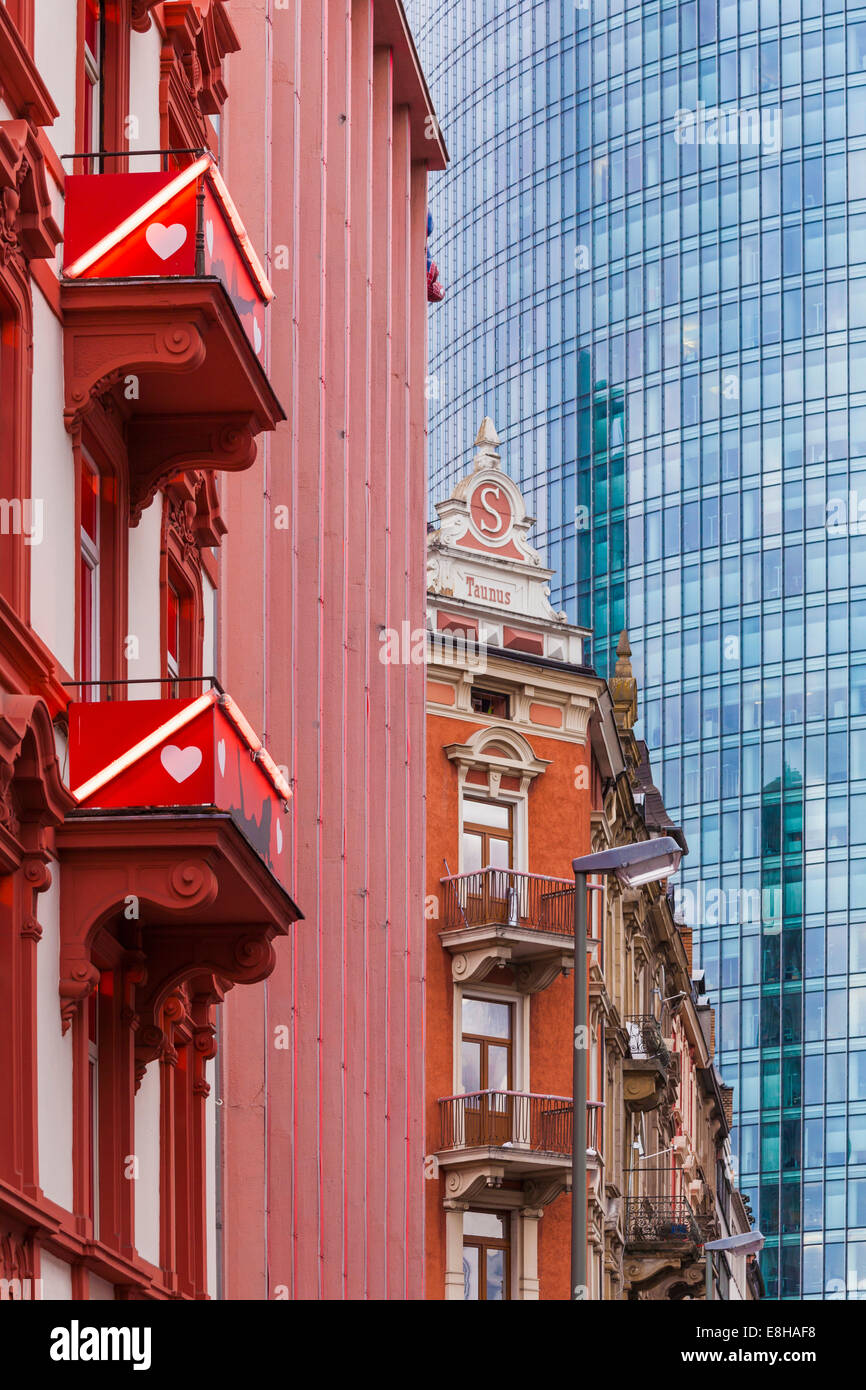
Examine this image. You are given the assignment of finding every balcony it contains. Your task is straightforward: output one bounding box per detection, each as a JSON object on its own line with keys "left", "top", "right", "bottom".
{"left": 435, "top": 1093, "right": 603, "bottom": 1207}
{"left": 61, "top": 155, "right": 283, "bottom": 521}
{"left": 439, "top": 869, "right": 576, "bottom": 992}
{"left": 623, "top": 1015, "right": 675, "bottom": 1113}
{"left": 624, "top": 1197, "right": 701, "bottom": 1247}
{"left": 623, "top": 1172, "right": 705, "bottom": 1297}
{"left": 57, "top": 687, "right": 301, "bottom": 1060}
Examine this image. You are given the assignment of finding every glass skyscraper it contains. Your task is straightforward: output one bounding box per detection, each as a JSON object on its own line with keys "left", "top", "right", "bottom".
{"left": 410, "top": 0, "right": 866, "bottom": 1298}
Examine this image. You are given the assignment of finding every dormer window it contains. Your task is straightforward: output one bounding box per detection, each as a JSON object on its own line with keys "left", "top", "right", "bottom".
{"left": 471, "top": 687, "right": 510, "bottom": 719}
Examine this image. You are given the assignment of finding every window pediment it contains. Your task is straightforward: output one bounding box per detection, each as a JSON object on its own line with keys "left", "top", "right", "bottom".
{"left": 445, "top": 728, "right": 549, "bottom": 796}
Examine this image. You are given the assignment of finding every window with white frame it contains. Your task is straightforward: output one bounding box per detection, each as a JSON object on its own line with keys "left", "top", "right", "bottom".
{"left": 462, "top": 1210, "right": 510, "bottom": 1301}
{"left": 461, "top": 797, "right": 513, "bottom": 872}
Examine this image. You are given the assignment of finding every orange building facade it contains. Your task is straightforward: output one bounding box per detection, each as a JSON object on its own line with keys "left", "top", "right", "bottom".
{"left": 424, "top": 419, "right": 604, "bottom": 1300}
{"left": 424, "top": 421, "right": 761, "bottom": 1301}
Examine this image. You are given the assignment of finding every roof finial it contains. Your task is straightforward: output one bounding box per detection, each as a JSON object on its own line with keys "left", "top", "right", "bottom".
{"left": 610, "top": 630, "right": 638, "bottom": 734}
{"left": 615, "top": 630, "right": 633, "bottom": 677}
{"left": 472, "top": 417, "right": 501, "bottom": 471}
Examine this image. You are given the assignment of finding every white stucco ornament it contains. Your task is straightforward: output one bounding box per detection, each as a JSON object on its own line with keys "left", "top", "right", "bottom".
{"left": 427, "top": 418, "right": 566, "bottom": 625}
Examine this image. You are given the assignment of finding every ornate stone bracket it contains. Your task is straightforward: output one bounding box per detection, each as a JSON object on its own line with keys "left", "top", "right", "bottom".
{"left": 58, "top": 852, "right": 221, "bottom": 1035}
{"left": 441, "top": 1162, "right": 506, "bottom": 1207}
{"left": 164, "top": 471, "right": 226, "bottom": 554}
{"left": 61, "top": 279, "right": 282, "bottom": 526}
{"left": 128, "top": 414, "right": 255, "bottom": 523}
{"left": 56, "top": 810, "right": 297, "bottom": 1060}
{"left": 131, "top": 924, "right": 275, "bottom": 1078}
{"left": 623, "top": 1056, "right": 671, "bottom": 1113}
{"left": 514, "top": 953, "right": 571, "bottom": 994}
{"left": 62, "top": 312, "right": 208, "bottom": 434}
{"left": 623, "top": 1251, "right": 703, "bottom": 1298}
{"left": 450, "top": 946, "right": 511, "bottom": 985}
{"left": 0, "top": 119, "right": 61, "bottom": 265}
{"left": 0, "top": 693, "right": 74, "bottom": 875}
{"left": 523, "top": 1174, "right": 570, "bottom": 1210}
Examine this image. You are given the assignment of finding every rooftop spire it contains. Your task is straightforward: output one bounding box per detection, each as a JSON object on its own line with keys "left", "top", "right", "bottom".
{"left": 614, "top": 629, "right": 633, "bottom": 678}
{"left": 471, "top": 417, "right": 501, "bottom": 471}
{"left": 609, "top": 629, "right": 638, "bottom": 736}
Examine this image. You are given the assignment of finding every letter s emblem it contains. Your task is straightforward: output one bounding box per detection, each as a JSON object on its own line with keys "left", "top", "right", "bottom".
{"left": 478, "top": 485, "right": 505, "bottom": 535}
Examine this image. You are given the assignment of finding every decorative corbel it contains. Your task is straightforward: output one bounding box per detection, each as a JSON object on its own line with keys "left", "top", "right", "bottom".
{"left": 450, "top": 946, "right": 512, "bottom": 985}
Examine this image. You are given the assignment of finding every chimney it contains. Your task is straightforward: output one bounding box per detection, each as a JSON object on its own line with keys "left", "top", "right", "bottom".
{"left": 679, "top": 924, "right": 693, "bottom": 972}
{"left": 720, "top": 1084, "right": 734, "bottom": 1131}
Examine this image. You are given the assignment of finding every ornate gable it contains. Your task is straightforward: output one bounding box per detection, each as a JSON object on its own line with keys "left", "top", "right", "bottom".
{"left": 428, "top": 418, "right": 570, "bottom": 630}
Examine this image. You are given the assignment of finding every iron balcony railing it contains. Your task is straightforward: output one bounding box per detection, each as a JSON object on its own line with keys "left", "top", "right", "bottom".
{"left": 624, "top": 1197, "right": 701, "bottom": 1245}
{"left": 440, "top": 869, "right": 575, "bottom": 936}
{"left": 625, "top": 1015, "right": 672, "bottom": 1066}
{"left": 439, "top": 1092, "right": 604, "bottom": 1156}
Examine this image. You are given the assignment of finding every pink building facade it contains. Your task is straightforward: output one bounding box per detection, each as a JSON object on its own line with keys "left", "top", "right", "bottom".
{"left": 218, "top": 2, "right": 446, "bottom": 1300}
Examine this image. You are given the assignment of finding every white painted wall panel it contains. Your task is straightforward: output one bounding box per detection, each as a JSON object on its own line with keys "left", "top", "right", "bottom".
{"left": 88, "top": 1274, "right": 115, "bottom": 1300}
{"left": 128, "top": 498, "right": 163, "bottom": 698}
{"left": 205, "top": 1057, "right": 217, "bottom": 1297}
{"left": 203, "top": 570, "right": 217, "bottom": 682}
{"left": 133, "top": 1061, "right": 161, "bottom": 1267}
{"left": 40, "top": 1250, "right": 73, "bottom": 1300}
{"left": 128, "top": 23, "right": 162, "bottom": 171}
{"left": 33, "top": 0, "right": 76, "bottom": 162}
{"left": 36, "top": 871, "right": 74, "bottom": 1211}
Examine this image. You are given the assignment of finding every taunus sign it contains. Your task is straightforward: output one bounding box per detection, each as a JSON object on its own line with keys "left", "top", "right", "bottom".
{"left": 62, "top": 157, "right": 273, "bottom": 360}
{"left": 68, "top": 691, "right": 291, "bottom": 894}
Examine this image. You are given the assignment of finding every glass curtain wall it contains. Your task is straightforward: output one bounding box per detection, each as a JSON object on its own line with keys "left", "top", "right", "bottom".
{"left": 410, "top": 0, "right": 866, "bottom": 1298}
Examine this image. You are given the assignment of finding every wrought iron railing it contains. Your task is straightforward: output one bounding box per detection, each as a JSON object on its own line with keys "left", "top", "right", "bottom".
{"left": 625, "top": 1015, "right": 671, "bottom": 1066}
{"left": 624, "top": 1197, "right": 701, "bottom": 1245}
{"left": 439, "top": 1093, "right": 604, "bottom": 1156}
{"left": 440, "top": 869, "right": 575, "bottom": 935}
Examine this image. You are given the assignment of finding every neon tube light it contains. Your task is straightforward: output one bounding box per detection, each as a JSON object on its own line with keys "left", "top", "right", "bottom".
{"left": 206, "top": 162, "right": 275, "bottom": 301}
{"left": 71, "top": 691, "right": 216, "bottom": 803}
{"left": 64, "top": 156, "right": 211, "bottom": 278}
{"left": 218, "top": 695, "right": 292, "bottom": 803}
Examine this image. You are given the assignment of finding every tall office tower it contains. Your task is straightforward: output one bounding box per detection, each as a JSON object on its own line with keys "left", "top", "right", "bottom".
{"left": 409, "top": 0, "right": 866, "bottom": 1298}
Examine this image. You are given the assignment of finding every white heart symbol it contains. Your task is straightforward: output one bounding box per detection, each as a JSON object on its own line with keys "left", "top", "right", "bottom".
{"left": 145, "top": 222, "right": 187, "bottom": 260}
{"left": 160, "top": 744, "right": 202, "bottom": 783}
{"left": 276, "top": 819, "right": 283, "bottom": 854}
{"left": 253, "top": 318, "right": 262, "bottom": 353}
{"left": 217, "top": 739, "right": 226, "bottom": 776}
{"left": 205, "top": 219, "right": 214, "bottom": 257}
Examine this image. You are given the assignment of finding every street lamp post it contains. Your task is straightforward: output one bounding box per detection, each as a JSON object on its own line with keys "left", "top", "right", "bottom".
{"left": 570, "top": 837, "right": 683, "bottom": 1301}
{"left": 572, "top": 866, "right": 588, "bottom": 1299}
